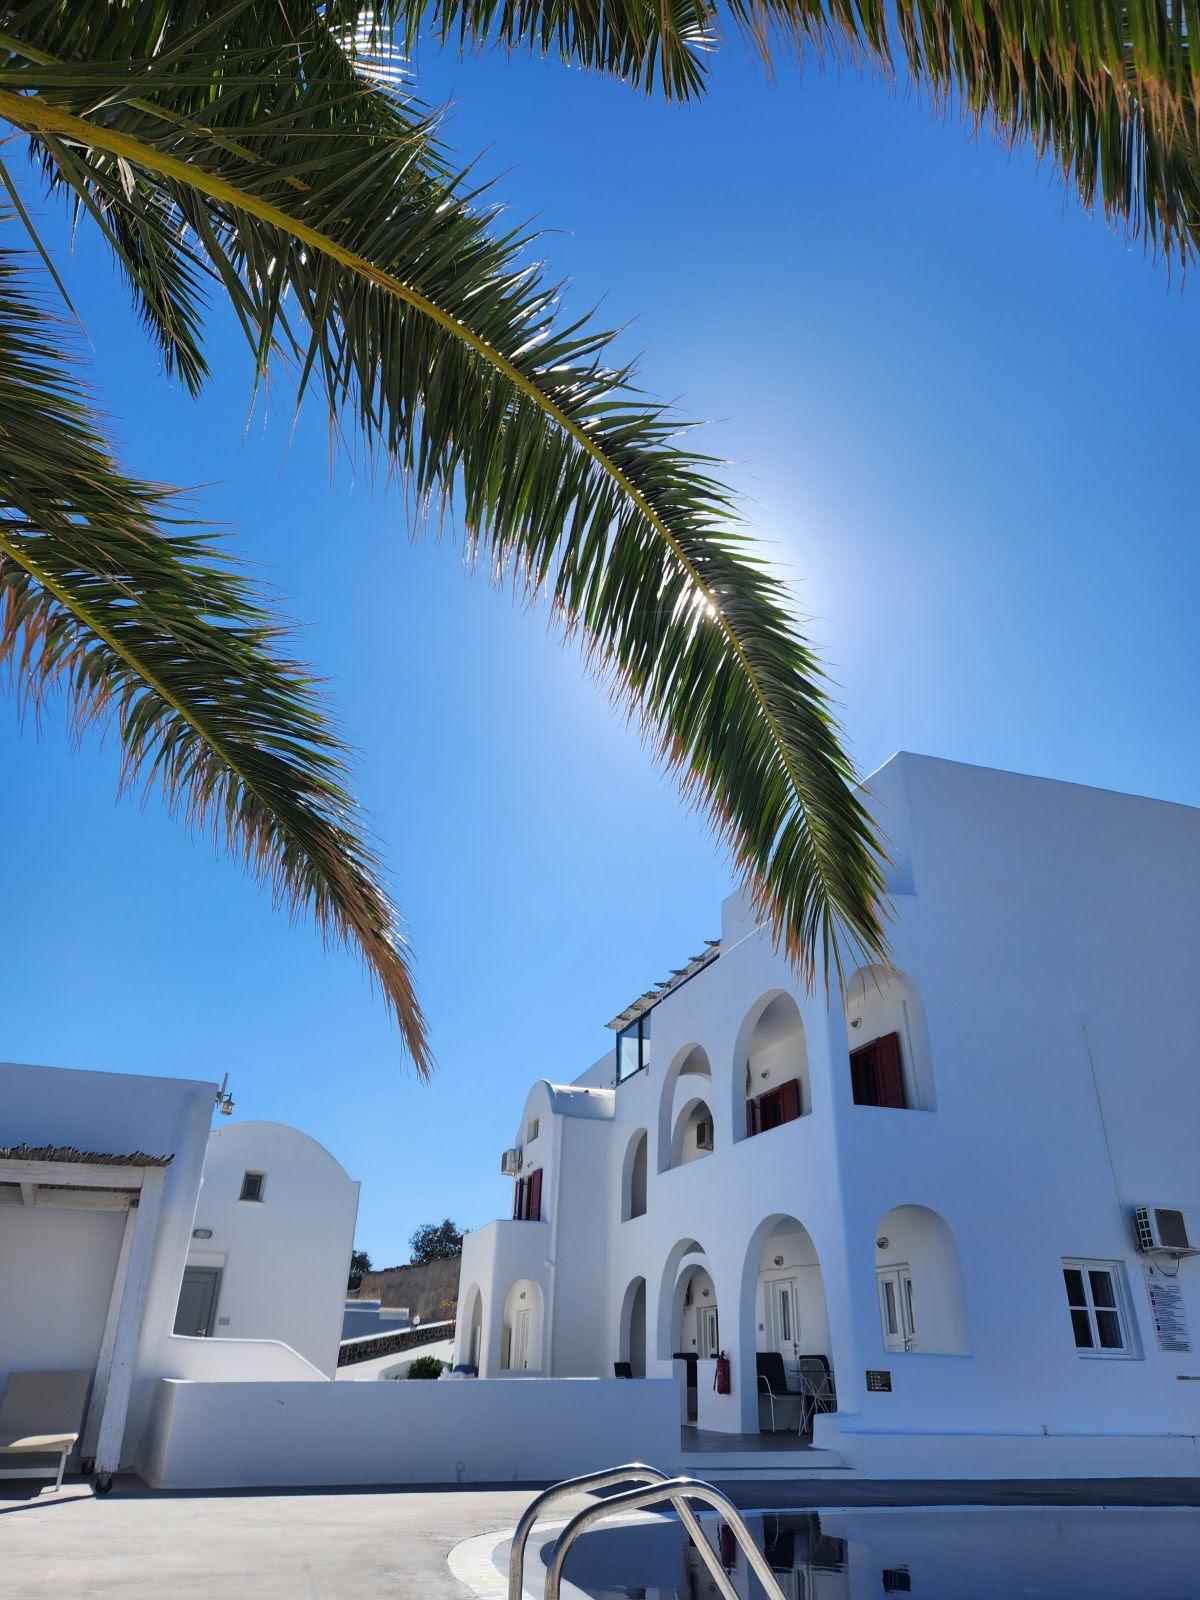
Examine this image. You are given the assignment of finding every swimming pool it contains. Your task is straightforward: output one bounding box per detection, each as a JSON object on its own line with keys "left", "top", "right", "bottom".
{"left": 524, "top": 1504, "right": 1200, "bottom": 1599}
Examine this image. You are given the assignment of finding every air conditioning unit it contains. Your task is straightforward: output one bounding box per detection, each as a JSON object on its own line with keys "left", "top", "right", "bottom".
{"left": 695, "top": 1118, "right": 714, "bottom": 1152}
{"left": 500, "top": 1146, "right": 523, "bottom": 1177}
{"left": 1133, "top": 1206, "right": 1197, "bottom": 1256}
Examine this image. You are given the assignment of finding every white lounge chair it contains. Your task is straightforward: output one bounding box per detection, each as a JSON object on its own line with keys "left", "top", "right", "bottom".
{"left": 0, "top": 1371, "right": 91, "bottom": 1492}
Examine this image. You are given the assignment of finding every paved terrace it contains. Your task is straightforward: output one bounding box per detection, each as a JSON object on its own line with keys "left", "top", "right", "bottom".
{"left": 3, "top": 1476, "right": 1199, "bottom": 1599}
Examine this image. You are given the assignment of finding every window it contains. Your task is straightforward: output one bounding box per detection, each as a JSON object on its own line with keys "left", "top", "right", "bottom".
{"left": 746, "top": 1077, "right": 802, "bottom": 1137}
{"left": 850, "top": 1032, "right": 907, "bottom": 1108}
{"left": 617, "top": 1013, "right": 650, "bottom": 1082}
{"left": 882, "top": 1569, "right": 912, "bottom": 1593}
{"left": 1062, "top": 1260, "right": 1132, "bottom": 1355}
{"left": 512, "top": 1167, "right": 543, "bottom": 1222}
{"left": 877, "top": 1265, "right": 916, "bottom": 1352}
{"left": 239, "top": 1170, "right": 265, "bottom": 1202}
{"left": 527, "top": 1117, "right": 540, "bottom": 1142}
{"left": 698, "top": 1304, "right": 719, "bottom": 1357}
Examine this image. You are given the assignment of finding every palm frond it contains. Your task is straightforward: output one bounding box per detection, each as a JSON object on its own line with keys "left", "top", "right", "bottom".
{"left": 0, "top": 244, "right": 430, "bottom": 1072}
{"left": 0, "top": 5, "right": 889, "bottom": 982}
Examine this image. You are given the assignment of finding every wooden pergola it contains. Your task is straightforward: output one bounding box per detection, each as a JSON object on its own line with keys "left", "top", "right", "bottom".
{"left": 0, "top": 1143, "right": 171, "bottom": 1491}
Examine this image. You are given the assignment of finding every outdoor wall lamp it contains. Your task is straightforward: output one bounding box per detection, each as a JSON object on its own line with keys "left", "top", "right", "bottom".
{"left": 877, "top": 1236, "right": 889, "bottom": 1250}
{"left": 850, "top": 1017, "right": 862, "bottom": 1029}
{"left": 773, "top": 1255, "right": 784, "bottom": 1266}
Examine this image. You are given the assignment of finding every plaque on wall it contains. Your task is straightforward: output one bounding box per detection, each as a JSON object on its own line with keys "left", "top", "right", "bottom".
{"left": 866, "top": 1369, "right": 893, "bottom": 1391}
{"left": 1145, "top": 1266, "right": 1192, "bottom": 1353}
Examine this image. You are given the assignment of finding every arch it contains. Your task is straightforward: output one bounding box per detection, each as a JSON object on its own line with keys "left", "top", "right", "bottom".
{"left": 844, "top": 963, "right": 936, "bottom": 1110}
{"left": 656, "top": 1043, "right": 711, "bottom": 1172}
{"left": 458, "top": 1282, "right": 484, "bottom": 1370}
{"left": 874, "top": 1204, "right": 968, "bottom": 1354}
{"left": 669, "top": 1096, "right": 715, "bottom": 1168}
{"left": 655, "top": 1237, "right": 705, "bottom": 1359}
{"left": 500, "top": 1277, "right": 544, "bottom": 1372}
{"left": 733, "top": 990, "right": 810, "bottom": 1143}
{"left": 621, "top": 1129, "right": 649, "bottom": 1221}
{"left": 619, "top": 1275, "right": 648, "bottom": 1376}
{"left": 738, "top": 1213, "right": 830, "bottom": 1432}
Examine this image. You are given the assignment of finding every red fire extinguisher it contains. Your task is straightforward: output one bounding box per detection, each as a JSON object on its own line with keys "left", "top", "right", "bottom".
{"left": 714, "top": 1350, "right": 731, "bottom": 1395}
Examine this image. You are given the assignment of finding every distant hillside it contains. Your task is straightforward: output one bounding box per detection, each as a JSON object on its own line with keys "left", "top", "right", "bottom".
{"left": 355, "top": 1255, "right": 460, "bottom": 1325}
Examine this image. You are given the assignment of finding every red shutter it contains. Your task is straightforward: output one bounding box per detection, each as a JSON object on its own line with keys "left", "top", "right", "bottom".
{"left": 745, "top": 1099, "right": 757, "bottom": 1139}
{"left": 527, "top": 1167, "right": 543, "bottom": 1222}
{"left": 512, "top": 1177, "right": 525, "bottom": 1219}
{"left": 778, "top": 1077, "right": 801, "bottom": 1123}
{"left": 875, "top": 1032, "right": 907, "bottom": 1108}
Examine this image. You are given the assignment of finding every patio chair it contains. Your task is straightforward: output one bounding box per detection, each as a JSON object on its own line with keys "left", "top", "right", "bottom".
{"left": 755, "top": 1351, "right": 794, "bottom": 1433}
{"left": 0, "top": 1371, "right": 91, "bottom": 1493}
{"left": 613, "top": 1361, "right": 634, "bottom": 1378}
{"left": 796, "top": 1355, "right": 836, "bottom": 1435}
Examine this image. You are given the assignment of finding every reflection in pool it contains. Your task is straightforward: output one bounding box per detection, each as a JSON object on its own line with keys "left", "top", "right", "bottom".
{"left": 535, "top": 1506, "right": 1200, "bottom": 1599}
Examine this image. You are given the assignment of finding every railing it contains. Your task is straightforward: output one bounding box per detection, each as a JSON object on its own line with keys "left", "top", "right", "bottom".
{"left": 509, "top": 1463, "right": 789, "bottom": 1600}
{"left": 336, "top": 1319, "right": 454, "bottom": 1367}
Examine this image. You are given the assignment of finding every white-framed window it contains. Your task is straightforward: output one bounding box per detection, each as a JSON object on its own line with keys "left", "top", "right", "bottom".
{"left": 877, "top": 1265, "right": 916, "bottom": 1352}
{"left": 698, "top": 1304, "right": 720, "bottom": 1358}
{"left": 768, "top": 1277, "right": 799, "bottom": 1351}
{"left": 1062, "top": 1259, "right": 1133, "bottom": 1356}
{"left": 527, "top": 1117, "right": 540, "bottom": 1142}
{"left": 239, "top": 1170, "right": 266, "bottom": 1202}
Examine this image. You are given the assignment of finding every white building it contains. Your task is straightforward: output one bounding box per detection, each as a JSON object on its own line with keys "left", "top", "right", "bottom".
{"left": 0, "top": 1063, "right": 357, "bottom": 1485}
{"left": 456, "top": 754, "right": 1200, "bottom": 1476}
{"left": 179, "top": 1121, "right": 359, "bottom": 1377}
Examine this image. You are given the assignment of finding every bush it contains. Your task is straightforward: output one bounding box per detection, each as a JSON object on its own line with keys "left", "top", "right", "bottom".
{"left": 405, "top": 1355, "right": 446, "bottom": 1380}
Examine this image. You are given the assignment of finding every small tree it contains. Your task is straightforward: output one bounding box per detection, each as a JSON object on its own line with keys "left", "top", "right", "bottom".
{"left": 405, "top": 1356, "right": 445, "bottom": 1380}
{"left": 347, "top": 1248, "right": 373, "bottom": 1293}
{"left": 409, "top": 1219, "right": 463, "bottom": 1264}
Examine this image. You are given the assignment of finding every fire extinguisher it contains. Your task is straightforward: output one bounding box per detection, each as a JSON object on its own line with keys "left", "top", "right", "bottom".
{"left": 714, "top": 1351, "right": 731, "bottom": 1395}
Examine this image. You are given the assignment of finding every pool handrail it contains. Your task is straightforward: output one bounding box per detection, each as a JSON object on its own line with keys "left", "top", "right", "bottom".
{"left": 507, "top": 1462, "right": 739, "bottom": 1600}
{"left": 542, "top": 1475, "right": 793, "bottom": 1600}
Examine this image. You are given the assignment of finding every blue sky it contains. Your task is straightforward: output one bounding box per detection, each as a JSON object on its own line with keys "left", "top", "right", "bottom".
{"left": 2, "top": 40, "right": 1198, "bottom": 1266}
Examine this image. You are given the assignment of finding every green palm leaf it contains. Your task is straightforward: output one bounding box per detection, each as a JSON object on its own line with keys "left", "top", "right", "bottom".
{"left": 0, "top": 246, "right": 430, "bottom": 1073}
{"left": 0, "top": 4, "right": 889, "bottom": 983}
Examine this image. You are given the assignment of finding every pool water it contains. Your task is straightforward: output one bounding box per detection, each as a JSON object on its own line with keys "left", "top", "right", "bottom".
{"left": 534, "top": 1506, "right": 1200, "bottom": 1599}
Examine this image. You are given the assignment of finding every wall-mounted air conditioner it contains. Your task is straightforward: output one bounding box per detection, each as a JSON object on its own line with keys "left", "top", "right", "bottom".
{"left": 500, "top": 1146, "right": 523, "bottom": 1176}
{"left": 695, "top": 1118, "right": 714, "bottom": 1152}
{"left": 1133, "top": 1205, "right": 1198, "bottom": 1257}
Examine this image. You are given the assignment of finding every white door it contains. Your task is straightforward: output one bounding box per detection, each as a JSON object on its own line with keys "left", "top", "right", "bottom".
{"left": 511, "top": 1307, "right": 531, "bottom": 1370}
{"left": 768, "top": 1277, "right": 800, "bottom": 1354}
{"left": 877, "top": 1266, "right": 916, "bottom": 1352}
{"left": 698, "top": 1304, "right": 720, "bottom": 1357}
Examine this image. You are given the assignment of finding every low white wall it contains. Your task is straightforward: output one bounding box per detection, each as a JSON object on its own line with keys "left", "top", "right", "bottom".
{"left": 820, "top": 1418, "right": 1200, "bottom": 1478}
{"left": 143, "top": 1376, "right": 680, "bottom": 1488}
{"left": 158, "top": 1334, "right": 325, "bottom": 1382}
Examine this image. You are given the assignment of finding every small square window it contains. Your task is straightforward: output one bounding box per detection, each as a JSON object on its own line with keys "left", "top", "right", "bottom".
{"left": 882, "top": 1569, "right": 912, "bottom": 1593}
{"left": 1061, "top": 1259, "right": 1131, "bottom": 1356}
{"left": 239, "top": 1171, "right": 265, "bottom": 1202}
{"left": 528, "top": 1118, "right": 540, "bottom": 1142}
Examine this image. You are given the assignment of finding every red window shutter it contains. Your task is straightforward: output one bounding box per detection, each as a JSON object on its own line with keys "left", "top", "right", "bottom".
{"left": 875, "top": 1032, "right": 907, "bottom": 1108}
{"left": 746, "top": 1099, "right": 757, "bottom": 1138}
{"left": 527, "top": 1167, "right": 543, "bottom": 1222}
{"left": 512, "top": 1177, "right": 525, "bottom": 1219}
{"left": 779, "top": 1077, "right": 801, "bottom": 1123}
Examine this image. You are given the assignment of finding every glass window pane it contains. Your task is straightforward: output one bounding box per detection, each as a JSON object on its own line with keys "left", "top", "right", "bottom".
{"left": 639, "top": 1013, "right": 650, "bottom": 1072}
{"left": 882, "top": 1279, "right": 898, "bottom": 1335}
{"left": 1096, "top": 1309, "right": 1124, "bottom": 1349}
{"left": 904, "top": 1277, "right": 916, "bottom": 1334}
{"left": 1089, "top": 1270, "right": 1117, "bottom": 1309}
{"left": 1070, "top": 1308, "right": 1094, "bottom": 1348}
{"left": 780, "top": 1291, "right": 792, "bottom": 1343}
{"left": 1063, "top": 1268, "right": 1086, "bottom": 1306}
{"left": 617, "top": 1025, "right": 640, "bottom": 1081}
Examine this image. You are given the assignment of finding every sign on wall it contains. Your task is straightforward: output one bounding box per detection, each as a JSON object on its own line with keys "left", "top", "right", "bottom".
{"left": 1144, "top": 1266, "right": 1191, "bottom": 1353}
{"left": 865, "top": 1369, "right": 893, "bottom": 1392}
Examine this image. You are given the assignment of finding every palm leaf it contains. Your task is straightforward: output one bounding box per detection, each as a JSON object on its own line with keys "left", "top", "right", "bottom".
{"left": 0, "top": 5, "right": 889, "bottom": 982}
{"left": 0, "top": 244, "right": 430, "bottom": 1073}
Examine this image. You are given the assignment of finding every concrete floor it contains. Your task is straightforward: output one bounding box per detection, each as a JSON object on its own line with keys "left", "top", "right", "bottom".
{"left": 2, "top": 1473, "right": 1197, "bottom": 1599}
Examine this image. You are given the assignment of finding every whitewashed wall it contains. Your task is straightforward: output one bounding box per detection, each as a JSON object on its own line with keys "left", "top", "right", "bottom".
{"left": 186, "top": 1121, "right": 359, "bottom": 1377}
{"left": 143, "top": 1375, "right": 680, "bottom": 1488}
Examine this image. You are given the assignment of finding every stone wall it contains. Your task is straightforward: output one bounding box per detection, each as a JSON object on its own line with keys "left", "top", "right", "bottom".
{"left": 355, "top": 1255, "right": 460, "bottom": 1325}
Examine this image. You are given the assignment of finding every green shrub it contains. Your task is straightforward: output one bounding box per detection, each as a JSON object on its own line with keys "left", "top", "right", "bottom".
{"left": 405, "top": 1355, "right": 446, "bottom": 1380}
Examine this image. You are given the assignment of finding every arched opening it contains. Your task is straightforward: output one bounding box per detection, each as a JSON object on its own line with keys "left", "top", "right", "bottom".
{"left": 739, "top": 1214, "right": 832, "bottom": 1435}
{"left": 621, "top": 1129, "right": 648, "bottom": 1221}
{"left": 459, "top": 1282, "right": 483, "bottom": 1370}
{"left": 669, "top": 1096, "right": 715, "bottom": 1168}
{"left": 657, "top": 1043, "right": 711, "bottom": 1172}
{"left": 659, "top": 1241, "right": 718, "bottom": 1425}
{"left": 619, "top": 1276, "right": 647, "bottom": 1376}
{"left": 656, "top": 1238, "right": 705, "bottom": 1361}
{"left": 844, "top": 964, "right": 936, "bottom": 1111}
{"left": 500, "top": 1277, "right": 544, "bottom": 1373}
{"left": 734, "top": 992, "right": 810, "bottom": 1143}
{"left": 875, "top": 1205, "right": 968, "bottom": 1354}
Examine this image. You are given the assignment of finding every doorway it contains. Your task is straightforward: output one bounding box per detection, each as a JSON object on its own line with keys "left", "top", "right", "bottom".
{"left": 174, "top": 1266, "right": 222, "bottom": 1337}
{"left": 877, "top": 1265, "right": 916, "bottom": 1352}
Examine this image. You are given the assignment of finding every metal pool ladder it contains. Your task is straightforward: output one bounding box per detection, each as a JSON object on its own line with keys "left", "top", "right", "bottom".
{"left": 508, "top": 1462, "right": 791, "bottom": 1600}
